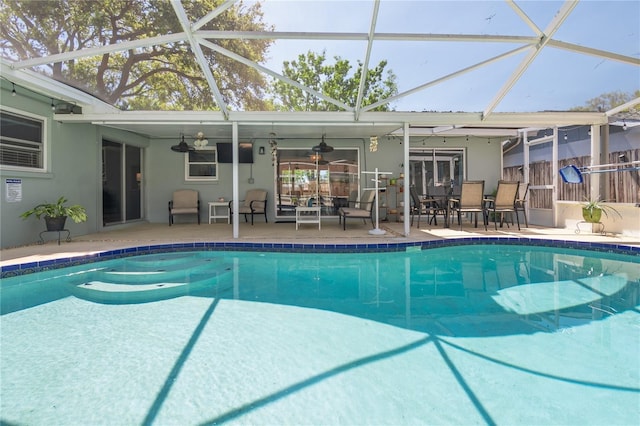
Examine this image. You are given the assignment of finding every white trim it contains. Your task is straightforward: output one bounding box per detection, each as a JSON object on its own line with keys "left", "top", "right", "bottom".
{"left": 184, "top": 148, "right": 219, "bottom": 182}
{"left": 0, "top": 106, "right": 49, "bottom": 173}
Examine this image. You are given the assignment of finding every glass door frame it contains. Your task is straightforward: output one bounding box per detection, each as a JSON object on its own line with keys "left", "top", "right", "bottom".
{"left": 102, "top": 139, "right": 143, "bottom": 226}
{"left": 273, "top": 147, "right": 360, "bottom": 219}
{"left": 409, "top": 148, "right": 465, "bottom": 196}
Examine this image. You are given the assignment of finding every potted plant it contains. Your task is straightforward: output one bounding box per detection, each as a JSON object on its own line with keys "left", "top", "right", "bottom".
{"left": 582, "top": 197, "right": 621, "bottom": 223}
{"left": 20, "top": 196, "right": 87, "bottom": 231}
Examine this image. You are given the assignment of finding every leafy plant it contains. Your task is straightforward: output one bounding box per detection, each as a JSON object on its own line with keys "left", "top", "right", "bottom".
{"left": 0, "top": 0, "right": 273, "bottom": 110}
{"left": 20, "top": 196, "right": 87, "bottom": 223}
{"left": 582, "top": 197, "right": 621, "bottom": 221}
{"left": 270, "top": 50, "right": 398, "bottom": 111}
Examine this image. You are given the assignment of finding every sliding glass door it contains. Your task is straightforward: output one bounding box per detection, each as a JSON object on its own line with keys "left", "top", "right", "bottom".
{"left": 102, "top": 140, "right": 142, "bottom": 225}
{"left": 274, "top": 148, "right": 360, "bottom": 219}
{"left": 409, "top": 148, "right": 465, "bottom": 196}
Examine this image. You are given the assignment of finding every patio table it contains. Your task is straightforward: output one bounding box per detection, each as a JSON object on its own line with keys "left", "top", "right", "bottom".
{"left": 295, "top": 206, "right": 321, "bottom": 230}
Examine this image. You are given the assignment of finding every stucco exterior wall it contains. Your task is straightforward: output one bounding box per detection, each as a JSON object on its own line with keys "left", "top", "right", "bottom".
{"left": 0, "top": 88, "right": 99, "bottom": 248}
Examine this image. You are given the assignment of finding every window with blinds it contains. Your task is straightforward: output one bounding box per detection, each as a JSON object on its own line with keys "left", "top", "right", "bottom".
{"left": 0, "top": 109, "right": 45, "bottom": 170}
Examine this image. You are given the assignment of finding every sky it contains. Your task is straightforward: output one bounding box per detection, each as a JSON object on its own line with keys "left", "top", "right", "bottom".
{"left": 250, "top": 0, "right": 640, "bottom": 112}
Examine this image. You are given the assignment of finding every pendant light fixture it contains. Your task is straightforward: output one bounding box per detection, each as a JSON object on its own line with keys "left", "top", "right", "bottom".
{"left": 171, "top": 134, "right": 195, "bottom": 152}
{"left": 309, "top": 153, "right": 323, "bottom": 162}
{"left": 312, "top": 134, "right": 334, "bottom": 153}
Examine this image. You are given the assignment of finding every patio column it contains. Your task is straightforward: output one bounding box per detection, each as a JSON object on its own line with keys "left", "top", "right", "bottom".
{"left": 232, "top": 121, "right": 240, "bottom": 239}
{"left": 403, "top": 122, "right": 410, "bottom": 237}
{"left": 590, "top": 124, "right": 602, "bottom": 204}
{"left": 552, "top": 127, "right": 558, "bottom": 228}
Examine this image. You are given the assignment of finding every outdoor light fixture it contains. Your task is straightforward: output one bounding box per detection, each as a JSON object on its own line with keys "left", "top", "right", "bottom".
{"left": 268, "top": 132, "right": 278, "bottom": 165}
{"left": 54, "top": 102, "right": 82, "bottom": 114}
{"left": 258, "top": 146, "right": 265, "bottom": 155}
{"left": 369, "top": 136, "right": 378, "bottom": 152}
{"left": 51, "top": 98, "right": 55, "bottom": 111}
{"left": 564, "top": 133, "right": 568, "bottom": 141}
{"left": 312, "top": 134, "right": 334, "bottom": 153}
{"left": 11, "top": 83, "right": 16, "bottom": 96}
{"left": 170, "top": 134, "right": 195, "bottom": 152}
{"left": 623, "top": 120, "right": 627, "bottom": 130}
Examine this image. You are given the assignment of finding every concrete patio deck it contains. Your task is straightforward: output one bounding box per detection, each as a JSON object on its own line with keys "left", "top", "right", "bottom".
{"left": 2, "top": 218, "right": 639, "bottom": 267}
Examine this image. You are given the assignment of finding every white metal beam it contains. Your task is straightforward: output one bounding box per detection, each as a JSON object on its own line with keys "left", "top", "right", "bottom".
{"left": 11, "top": 33, "right": 187, "bottom": 69}
{"left": 483, "top": 1, "right": 578, "bottom": 119}
{"left": 192, "top": 0, "right": 240, "bottom": 31}
{"left": 506, "top": 0, "right": 542, "bottom": 36}
{"left": 198, "top": 39, "right": 353, "bottom": 111}
{"left": 355, "top": 0, "right": 380, "bottom": 120}
{"left": 232, "top": 121, "right": 240, "bottom": 238}
{"left": 403, "top": 122, "right": 410, "bottom": 237}
{"left": 56, "top": 110, "right": 608, "bottom": 128}
{"left": 197, "top": 30, "right": 537, "bottom": 44}
{"left": 361, "top": 45, "right": 530, "bottom": 112}
{"left": 171, "top": 0, "right": 228, "bottom": 117}
{"left": 392, "top": 127, "right": 519, "bottom": 137}
{"left": 546, "top": 39, "right": 640, "bottom": 66}
{"left": 552, "top": 128, "right": 558, "bottom": 228}
{"left": 606, "top": 97, "right": 640, "bottom": 116}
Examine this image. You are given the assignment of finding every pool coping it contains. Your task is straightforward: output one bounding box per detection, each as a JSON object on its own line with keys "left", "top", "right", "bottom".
{"left": 2, "top": 237, "right": 638, "bottom": 278}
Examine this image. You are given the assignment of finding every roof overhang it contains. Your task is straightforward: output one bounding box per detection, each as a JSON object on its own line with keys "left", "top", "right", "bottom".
{"left": 52, "top": 108, "right": 608, "bottom": 140}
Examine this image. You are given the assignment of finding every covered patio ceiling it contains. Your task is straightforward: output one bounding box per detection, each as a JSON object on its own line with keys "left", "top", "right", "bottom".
{"left": 1, "top": 0, "right": 638, "bottom": 141}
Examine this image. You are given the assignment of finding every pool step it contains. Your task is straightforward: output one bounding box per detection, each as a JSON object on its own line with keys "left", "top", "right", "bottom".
{"left": 120, "top": 252, "right": 216, "bottom": 268}
{"left": 93, "top": 259, "right": 233, "bottom": 284}
{"left": 71, "top": 262, "right": 234, "bottom": 304}
{"left": 72, "top": 279, "right": 204, "bottom": 304}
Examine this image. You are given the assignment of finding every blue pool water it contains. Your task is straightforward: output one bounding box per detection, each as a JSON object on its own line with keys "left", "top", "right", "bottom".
{"left": 1, "top": 244, "right": 639, "bottom": 425}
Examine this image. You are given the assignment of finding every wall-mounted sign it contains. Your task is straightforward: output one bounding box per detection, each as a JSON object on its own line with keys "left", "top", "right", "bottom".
{"left": 5, "top": 178, "right": 22, "bottom": 202}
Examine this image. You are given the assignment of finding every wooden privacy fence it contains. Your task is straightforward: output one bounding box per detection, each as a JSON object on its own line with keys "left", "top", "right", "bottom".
{"left": 503, "top": 149, "right": 639, "bottom": 209}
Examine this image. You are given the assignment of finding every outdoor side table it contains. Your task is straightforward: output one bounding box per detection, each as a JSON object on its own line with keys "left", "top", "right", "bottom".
{"left": 296, "top": 206, "right": 321, "bottom": 230}
{"left": 208, "top": 201, "right": 230, "bottom": 224}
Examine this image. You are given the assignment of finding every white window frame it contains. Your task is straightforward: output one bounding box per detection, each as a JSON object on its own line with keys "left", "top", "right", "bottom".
{"left": 184, "top": 147, "right": 218, "bottom": 181}
{"left": 0, "top": 106, "right": 48, "bottom": 173}
{"left": 409, "top": 148, "right": 465, "bottom": 191}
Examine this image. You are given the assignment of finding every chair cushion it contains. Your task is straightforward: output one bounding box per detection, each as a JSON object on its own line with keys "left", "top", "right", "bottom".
{"left": 340, "top": 207, "right": 371, "bottom": 218}
{"left": 243, "top": 189, "right": 267, "bottom": 208}
{"left": 171, "top": 207, "right": 198, "bottom": 214}
{"left": 172, "top": 190, "right": 198, "bottom": 209}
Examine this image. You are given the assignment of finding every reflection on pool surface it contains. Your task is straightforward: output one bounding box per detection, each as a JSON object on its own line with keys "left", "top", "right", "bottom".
{"left": 1, "top": 245, "right": 639, "bottom": 425}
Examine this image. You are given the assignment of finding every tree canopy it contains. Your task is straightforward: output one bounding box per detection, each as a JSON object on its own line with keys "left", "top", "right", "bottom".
{"left": 570, "top": 90, "right": 640, "bottom": 112}
{"left": 270, "top": 50, "right": 398, "bottom": 112}
{"left": 0, "top": 0, "right": 273, "bottom": 110}
{"left": 2, "top": 2, "right": 399, "bottom": 112}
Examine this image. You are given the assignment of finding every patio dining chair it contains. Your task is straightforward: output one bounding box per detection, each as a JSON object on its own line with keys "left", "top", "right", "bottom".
{"left": 514, "top": 182, "right": 529, "bottom": 228}
{"left": 485, "top": 180, "right": 520, "bottom": 230}
{"left": 409, "top": 186, "right": 441, "bottom": 228}
{"left": 448, "top": 180, "right": 486, "bottom": 230}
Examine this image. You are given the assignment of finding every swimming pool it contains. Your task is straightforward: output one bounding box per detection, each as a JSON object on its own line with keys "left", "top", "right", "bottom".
{"left": 1, "top": 244, "right": 639, "bottom": 425}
